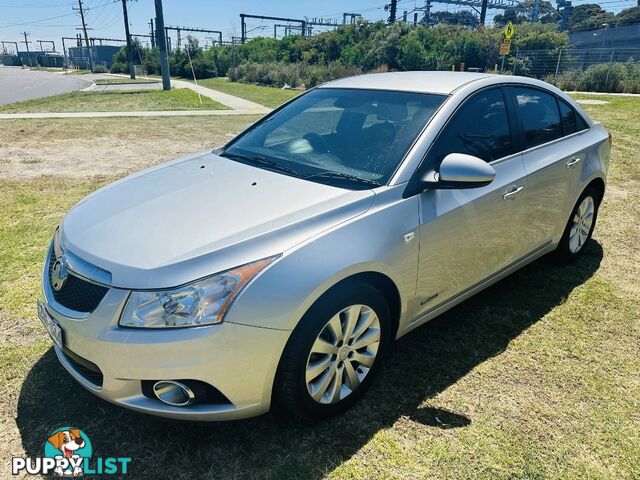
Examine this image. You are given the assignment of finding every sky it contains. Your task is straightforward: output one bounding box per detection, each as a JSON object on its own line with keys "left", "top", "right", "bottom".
{"left": 0, "top": 0, "right": 637, "bottom": 53}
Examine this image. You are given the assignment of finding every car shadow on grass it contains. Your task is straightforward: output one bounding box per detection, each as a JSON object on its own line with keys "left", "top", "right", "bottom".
{"left": 16, "top": 242, "right": 603, "bottom": 480}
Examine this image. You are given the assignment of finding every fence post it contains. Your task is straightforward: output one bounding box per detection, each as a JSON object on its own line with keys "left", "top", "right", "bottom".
{"left": 554, "top": 48, "right": 562, "bottom": 82}
{"left": 605, "top": 48, "right": 615, "bottom": 92}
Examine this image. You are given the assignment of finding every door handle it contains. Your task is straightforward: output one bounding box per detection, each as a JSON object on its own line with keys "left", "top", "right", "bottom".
{"left": 566, "top": 157, "right": 581, "bottom": 168}
{"left": 502, "top": 185, "right": 524, "bottom": 200}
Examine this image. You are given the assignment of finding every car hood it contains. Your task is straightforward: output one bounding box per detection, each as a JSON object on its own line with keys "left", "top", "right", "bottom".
{"left": 59, "top": 152, "right": 375, "bottom": 289}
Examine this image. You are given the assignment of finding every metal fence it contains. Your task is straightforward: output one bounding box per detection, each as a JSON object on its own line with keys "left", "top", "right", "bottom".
{"left": 513, "top": 47, "right": 640, "bottom": 81}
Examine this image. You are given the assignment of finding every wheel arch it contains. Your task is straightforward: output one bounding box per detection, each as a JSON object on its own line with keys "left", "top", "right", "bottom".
{"left": 585, "top": 177, "right": 606, "bottom": 205}
{"left": 329, "top": 271, "right": 402, "bottom": 341}
{"left": 285, "top": 269, "right": 403, "bottom": 345}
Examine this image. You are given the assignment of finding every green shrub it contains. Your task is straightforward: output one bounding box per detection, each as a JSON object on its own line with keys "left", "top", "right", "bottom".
{"left": 548, "top": 61, "right": 640, "bottom": 93}
{"left": 577, "top": 62, "right": 626, "bottom": 92}
{"left": 553, "top": 70, "right": 582, "bottom": 90}
{"left": 228, "top": 61, "right": 360, "bottom": 88}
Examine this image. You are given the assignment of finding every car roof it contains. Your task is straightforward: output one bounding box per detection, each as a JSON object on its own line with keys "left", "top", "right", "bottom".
{"left": 319, "top": 71, "right": 494, "bottom": 95}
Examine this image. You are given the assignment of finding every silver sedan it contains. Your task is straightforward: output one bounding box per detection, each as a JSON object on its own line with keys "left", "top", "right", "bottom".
{"left": 39, "top": 72, "right": 610, "bottom": 420}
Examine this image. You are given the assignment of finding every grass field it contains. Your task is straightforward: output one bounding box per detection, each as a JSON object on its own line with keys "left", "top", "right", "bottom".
{"left": 0, "top": 88, "right": 227, "bottom": 113}
{"left": 195, "top": 77, "right": 301, "bottom": 108}
{"left": 0, "top": 95, "right": 638, "bottom": 479}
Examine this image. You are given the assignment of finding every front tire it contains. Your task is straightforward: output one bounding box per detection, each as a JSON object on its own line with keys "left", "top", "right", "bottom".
{"left": 273, "top": 281, "right": 391, "bottom": 419}
{"left": 555, "top": 186, "right": 601, "bottom": 262}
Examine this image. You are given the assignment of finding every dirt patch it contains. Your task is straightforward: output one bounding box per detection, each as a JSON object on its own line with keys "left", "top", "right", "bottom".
{"left": 0, "top": 116, "right": 260, "bottom": 180}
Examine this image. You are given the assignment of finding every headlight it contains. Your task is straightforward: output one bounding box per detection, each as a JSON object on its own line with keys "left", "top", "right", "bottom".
{"left": 119, "top": 256, "right": 278, "bottom": 328}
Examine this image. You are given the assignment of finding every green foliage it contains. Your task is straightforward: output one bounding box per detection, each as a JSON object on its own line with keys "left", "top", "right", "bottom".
{"left": 552, "top": 60, "right": 640, "bottom": 93}
{"left": 615, "top": 6, "right": 640, "bottom": 26}
{"left": 568, "top": 4, "right": 616, "bottom": 31}
{"left": 228, "top": 61, "right": 361, "bottom": 88}
{"left": 494, "top": 0, "right": 558, "bottom": 25}
{"left": 109, "top": 22, "right": 572, "bottom": 87}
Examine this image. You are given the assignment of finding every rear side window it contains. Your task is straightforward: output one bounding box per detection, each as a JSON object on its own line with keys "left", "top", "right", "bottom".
{"left": 512, "top": 87, "right": 562, "bottom": 149}
{"left": 557, "top": 98, "right": 588, "bottom": 136}
{"left": 557, "top": 99, "right": 577, "bottom": 135}
{"left": 427, "top": 87, "right": 513, "bottom": 164}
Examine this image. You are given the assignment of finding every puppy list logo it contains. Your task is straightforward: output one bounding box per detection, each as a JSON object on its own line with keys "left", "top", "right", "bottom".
{"left": 11, "top": 426, "right": 131, "bottom": 476}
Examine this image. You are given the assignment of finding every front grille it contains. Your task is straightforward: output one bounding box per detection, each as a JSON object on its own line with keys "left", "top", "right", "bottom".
{"left": 48, "top": 251, "right": 109, "bottom": 313}
{"left": 61, "top": 346, "right": 104, "bottom": 387}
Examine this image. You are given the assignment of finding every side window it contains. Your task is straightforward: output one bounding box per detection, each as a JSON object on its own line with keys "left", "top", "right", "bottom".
{"left": 557, "top": 99, "right": 577, "bottom": 135}
{"left": 427, "top": 87, "right": 513, "bottom": 165}
{"left": 558, "top": 99, "right": 589, "bottom": 133}
{"left": 512, "top": 87, "right": 562, "bottom": 149}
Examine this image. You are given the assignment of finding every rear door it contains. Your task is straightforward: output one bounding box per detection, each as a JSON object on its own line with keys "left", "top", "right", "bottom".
{"left": 506, "top": 86, "right": 589, "bottom": 250}
{"left": 414, "top": 87, "right": 529, "bottom": 318}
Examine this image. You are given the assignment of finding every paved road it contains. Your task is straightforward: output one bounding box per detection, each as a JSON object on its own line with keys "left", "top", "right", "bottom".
{"left": 0, "top": 67, "right": 92, "bottom": 105}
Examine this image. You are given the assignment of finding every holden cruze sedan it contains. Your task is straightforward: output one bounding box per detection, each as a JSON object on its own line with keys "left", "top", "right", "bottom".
{"left": 39, "top": 72, "right": 610, "bottom": 420}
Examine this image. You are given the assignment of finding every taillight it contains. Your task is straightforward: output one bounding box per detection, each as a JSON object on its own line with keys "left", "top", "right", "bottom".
{"left": 608, "top": 133, "right": 613, "bottom": 147}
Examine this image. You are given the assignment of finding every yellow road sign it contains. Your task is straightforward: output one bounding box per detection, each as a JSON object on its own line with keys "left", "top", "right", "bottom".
{"left": 499, "top": 42, "right": 511, "bottom": 56}
{"left": 504, "top": 21, "right": 515, "bottom": 40}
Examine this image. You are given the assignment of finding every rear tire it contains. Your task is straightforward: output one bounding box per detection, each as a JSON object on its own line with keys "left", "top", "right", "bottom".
{"left": 555, "top": 186, "right": 601, "bottom": 262}
{"left": 273, "top": 280, "right": 391, "bottom": 419}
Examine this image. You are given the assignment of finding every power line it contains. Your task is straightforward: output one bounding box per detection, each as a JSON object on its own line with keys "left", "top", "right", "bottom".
{"left": 0, "top": 1, "right": 77, "bottom": 8}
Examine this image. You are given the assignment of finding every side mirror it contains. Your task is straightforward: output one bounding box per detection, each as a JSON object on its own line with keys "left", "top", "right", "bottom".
{"left": 421, "top": 153, "right": 496, "bottom": 190}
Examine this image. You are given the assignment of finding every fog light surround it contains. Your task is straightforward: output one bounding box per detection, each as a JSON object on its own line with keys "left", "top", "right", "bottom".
{"left": 152, "top": 380, "right": 197, "bottom": 407}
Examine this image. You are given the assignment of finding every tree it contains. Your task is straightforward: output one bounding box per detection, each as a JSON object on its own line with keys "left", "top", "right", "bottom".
{"left": 494, "top": 9, "right": 529, "bottom": 26}
{"left": 615, "top": 6, "right": 640, "bottom": 26}
{"left": 431, "top": 11, "right": 478, "bottom": 27}
{"left": 494, "top": 0, "right": 558, "bottom": 26}
{"left": 568, "top": 4, "right": 615, "bottom": 31}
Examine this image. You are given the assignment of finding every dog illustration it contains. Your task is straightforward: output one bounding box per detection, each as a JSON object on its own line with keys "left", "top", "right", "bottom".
{"left": 47, "top": 428, "right": 85, "bottom": 477}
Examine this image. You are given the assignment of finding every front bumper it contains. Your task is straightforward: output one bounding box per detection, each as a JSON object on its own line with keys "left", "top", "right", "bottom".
{"left": 42, "top": 254, "right": 291, "bottom": 421}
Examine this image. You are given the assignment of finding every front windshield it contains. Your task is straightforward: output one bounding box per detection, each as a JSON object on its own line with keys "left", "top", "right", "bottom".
{"left": 222, "top": 88, "right": 446, "bottom": 189}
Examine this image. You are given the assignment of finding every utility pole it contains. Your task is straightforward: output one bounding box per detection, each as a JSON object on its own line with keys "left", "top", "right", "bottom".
{"left": 121, "top": 0, "right": 136, "bottom": 78}
{"left": 480, "top": 0, "right": 489, "bottom": 25}
{"left": 21, "top": 32, "right": 33, "bottom": 67}
{"left": 531, "top": 0, "right": 541, "bottom": 21}
{"left": 74, "top": 0, "right": 94, "bottom": 71}
{"left": 386, "top": 0, "right": 398, "bottom": 23}
{"left": 154, "top": 0, "right": 171, "bottom": 90}
{"left": 149, "top": 18, "right": 156, "bottom": 48}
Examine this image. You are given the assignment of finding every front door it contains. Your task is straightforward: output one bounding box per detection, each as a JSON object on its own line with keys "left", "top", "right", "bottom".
{"left": 413, "top": 87, "right": 529, "bottom": 318}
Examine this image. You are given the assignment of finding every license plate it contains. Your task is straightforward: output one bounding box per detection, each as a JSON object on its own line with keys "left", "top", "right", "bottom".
{"left": 37, "top": 300, "right": 63, "bottom": 349}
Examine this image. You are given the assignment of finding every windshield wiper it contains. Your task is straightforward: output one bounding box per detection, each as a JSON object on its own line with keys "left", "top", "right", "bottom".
{"left": 222, "top": 152, "right": 298, "bottom": 176}
{"left": 303, "top": 171, "right": 381, "bottom": 188}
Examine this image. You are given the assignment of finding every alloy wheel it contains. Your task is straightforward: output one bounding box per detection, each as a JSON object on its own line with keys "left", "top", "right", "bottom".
{"left": 569, "top": 195, "right": 595, "bottom": 254}
{"left": 305, "top": 304, "right": 381, "bottom": 404}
